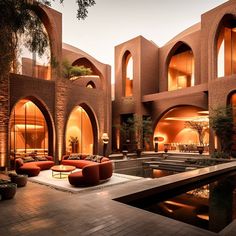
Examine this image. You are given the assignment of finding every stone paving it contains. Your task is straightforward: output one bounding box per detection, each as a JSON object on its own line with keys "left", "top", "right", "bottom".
{"left": 0, "top": 172, "right": 222, "bottom": 236}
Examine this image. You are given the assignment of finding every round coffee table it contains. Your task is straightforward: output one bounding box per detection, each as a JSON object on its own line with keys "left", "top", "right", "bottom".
{"left": 51, "top": 165, "right": 76, "bottom": 179}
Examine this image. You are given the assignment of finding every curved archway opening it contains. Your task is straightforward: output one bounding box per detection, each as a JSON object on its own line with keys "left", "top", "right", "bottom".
{"left": 66, "top": 106, "right": 95, "bottom": 154}
{"left": 86, "top": 81, "right": 96, "bottom": 88}
{"left": 168, "top": 44, "right": 194, "bottom": 91}
{"left": 12, "top": 11, "right": 51, "bottom": 80}
{"left": 216, "top": 15, "right": 236, "bottom": 78}
{"left": 154, "top": 106, "right": 209, "bottom": 152}
{"left": 122, "top": 51, "right": 133, "bottom": 97}
{"left": 9, "top": 98, "right": 52, "bottom": 159}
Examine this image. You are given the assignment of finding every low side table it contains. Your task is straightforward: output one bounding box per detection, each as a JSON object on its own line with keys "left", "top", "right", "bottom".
{"left": 51, "top": 165, "right": 76, "bottom": 179}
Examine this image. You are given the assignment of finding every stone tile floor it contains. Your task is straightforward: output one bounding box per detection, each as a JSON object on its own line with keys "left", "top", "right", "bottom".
{"left": 0, "top": 172, "right": 234, "bottom": 236}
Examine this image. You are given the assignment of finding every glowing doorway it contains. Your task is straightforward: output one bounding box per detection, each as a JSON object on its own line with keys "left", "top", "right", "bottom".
{"left": 66, "top": 106, "right": 94, "bottom": 154}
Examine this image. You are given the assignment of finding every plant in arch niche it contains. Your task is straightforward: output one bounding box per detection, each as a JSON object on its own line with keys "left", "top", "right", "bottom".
{"left": 69, "top": 136, "right": 79, "bottom": 153}
{"left": 118, "top": 114, "right": 153, "bottom": 152}
{"left": 185, "top": 118, "right": 209, "bottom": 146}
{"left": 62, "top": 60, "right": 92, "bottom": 81}
{"left": 209, "top": 106, "right": 234, "bottom": 157}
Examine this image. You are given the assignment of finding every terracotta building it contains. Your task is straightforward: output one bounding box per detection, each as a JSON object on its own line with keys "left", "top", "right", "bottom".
{"left": 112, "top": 0, "right": 236, "bottom": 154}
{"left": 0, "top": 4, "right": 111, "bottom": 169}
{"left": 1, "top": 0, "right": 236, "bottom": 170}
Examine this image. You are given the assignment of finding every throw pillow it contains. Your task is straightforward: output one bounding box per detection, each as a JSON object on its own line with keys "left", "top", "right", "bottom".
{"left": 85, "top": 155, "right": 103, "bottom": 163}
{"left": 68, "top": 154, "right": 81, "bottom": 160}
{"left": 35, "top": 156, "right": 48, "bottom": 161}
{"left": 22, "top": 156, "right": 35, "bottom": 163}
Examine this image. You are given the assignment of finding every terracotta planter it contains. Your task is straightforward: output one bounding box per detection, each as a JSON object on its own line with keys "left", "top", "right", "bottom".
{"left": 71, "top": 142, "right": 79, "bottom": 153}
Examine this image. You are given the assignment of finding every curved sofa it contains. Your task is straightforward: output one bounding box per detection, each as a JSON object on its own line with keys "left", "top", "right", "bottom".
{"left": 62, "top": 154, "right": 113, "bottom": 186}
{"left": 15, "top": 156, "right": 54, "bottom": 177}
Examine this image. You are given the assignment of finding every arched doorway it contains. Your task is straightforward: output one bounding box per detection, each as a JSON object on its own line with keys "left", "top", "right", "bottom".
{"left": 216, "top": 15, "right": 236, "bottom": 78}
{"left": 10, "top": 98, "right": 51, "bottom": 159}
{"left": 168, "top": 43, "right": 194, "bottom": 91}
{"left": 66, "top": 106, "right": 94, "bottom": 154}
{"left": 154, "top": 106, "right": 209, "bottom": 152}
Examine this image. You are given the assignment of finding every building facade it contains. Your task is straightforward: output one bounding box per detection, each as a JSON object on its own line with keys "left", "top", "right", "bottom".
{"left": 112, "top": 0, "right": 236, "bottom": 154}
{"left": 0, "top": 4, "right": 111, "bottom": 169}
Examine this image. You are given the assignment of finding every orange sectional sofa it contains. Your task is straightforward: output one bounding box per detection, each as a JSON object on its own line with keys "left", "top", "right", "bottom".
{"left": 15, "top": 156, "right": 54, "bottom": 177}
{"left": 62, "top": 154, "right": 113, "bottom": 186}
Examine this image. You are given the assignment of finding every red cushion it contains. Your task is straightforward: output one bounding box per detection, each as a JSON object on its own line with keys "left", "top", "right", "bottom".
{"left": 99, "top": 161, "right": 113, "bottom": 180}
{"left": 68, "top": 164, "right": 99, "bottom": 186}
{"left": 61, "top": 160, "right": 93, "bottom": 168}
{"left": 36, "top": 161, "right": 54, "bottom": 170}
{"left": 17, "top": 163, "right": 40, "bottom": 177}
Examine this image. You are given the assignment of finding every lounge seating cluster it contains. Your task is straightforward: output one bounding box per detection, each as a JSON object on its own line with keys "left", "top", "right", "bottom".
{"left": 62, "top": 154, "right": 113, "bottom": 186}
{"left": 15, "top": 156, "right": 54, "bottom": 176}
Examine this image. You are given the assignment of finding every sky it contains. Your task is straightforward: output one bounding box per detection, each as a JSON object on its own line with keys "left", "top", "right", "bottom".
{"left": 51, "top": 0, "right": 227, "bottom": 83}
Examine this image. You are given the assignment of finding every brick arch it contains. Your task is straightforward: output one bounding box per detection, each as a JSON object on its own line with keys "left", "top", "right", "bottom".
{"left": 166, "top": 41, "right": 195, "bottom": 91}
{"left": 207, "top": 8, "right": 236, "bottom": 80}
{"left": 72, "top": 57, "right": 101, "bottom": 77}
{"left": 65, "top": 103, "right": 99, "bottom": 154}
{"left": 30, "top": 4, "right": 61, "bottom": 79}
{"left": 153, "top": 105, "right": 209, "bottom": 151}
{"left": 9, "top": 95, "right": 55, "bottom": 157}
{"left": 122, "top": 50, "right": 133, "bottom": 97}
{"left": 153, "top": 104, "right": 206, "bottom": 129}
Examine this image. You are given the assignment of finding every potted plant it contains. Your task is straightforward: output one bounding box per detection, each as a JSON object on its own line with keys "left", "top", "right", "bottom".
{"left": 185, "top": 118, "right": 209, "bottom": 154}
{"left": 209, "top": 106, "right": 234, "bottom": 157}
{"left": 69, "top": 136, "right": 79, "bottom": 153}
{"left": 118, "top": 114, "right": 153, "bottom": 157}
{"left": 62, "top": 60, "right": 92, "bottom": 81}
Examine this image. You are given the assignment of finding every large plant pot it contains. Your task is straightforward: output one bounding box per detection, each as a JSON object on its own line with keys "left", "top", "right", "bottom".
{"left": 197, "top": 146, "right": 204, "bottom": 155}
{"left": 71, "top": 142, "right": 79, "bottom": 153}
{"left": 0, "top": 183, "right": 17, "bottom": 200}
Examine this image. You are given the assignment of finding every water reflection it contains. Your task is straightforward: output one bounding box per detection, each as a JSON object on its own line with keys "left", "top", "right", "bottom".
{"left": 142, "top": 176, "right": 236, "bottom": 233}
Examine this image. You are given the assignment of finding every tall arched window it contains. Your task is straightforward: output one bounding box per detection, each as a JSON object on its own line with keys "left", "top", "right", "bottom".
{"left": 66, "top": 106, "right": 94, "bottom": 154}
{"left": 10, "top": 99, "right": 49, "bottom": 157}
{"left": 168, "top": 44, "right": 194, "bottom": 91}
{"left": 12, "top": 11, "right": 51, "bottom": 80}
{"left": 123, "top": 51, "right": 133, "bottom": 97}
{"left": 217, "top": 16, "right": 236, "bottom": 77}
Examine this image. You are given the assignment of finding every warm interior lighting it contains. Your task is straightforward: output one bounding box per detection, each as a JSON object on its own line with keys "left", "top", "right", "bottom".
{"left": 165, "top": 116, "right": 209, "bottom": 122}
{"left": 66, "top": 106, "right": 93, "bottom": 154}
{"left": 102, "top": 133, "right": 109, "bottom": 144}
{"left": 15, "top": 124, "right": 44, "bottom": 129}
{"left": 168, "top": 46, "right": 194, "bottom": 91}
{"left": 197, "top": 111, "right": 209, "bottom": 115}
{"left": 154, "top": 107, "right": 210, "bottom": 151}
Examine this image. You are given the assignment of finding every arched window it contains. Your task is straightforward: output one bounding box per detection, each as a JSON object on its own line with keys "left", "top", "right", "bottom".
{"left": 123, "top": 51, "right": 133, "bottom": 97}
{"left": 10, "top": 99, "right": 49, "bottom": 157}
{"left": 12, "top": 11, "right": 51, "bottom": 80}
{"left": 86, "top": 81, "right": 96, "bottom": 88}
{"left": 168, "top": 44, "right": 194, "bottom": 91}
{"left": 217, "top": 16, "right": 236, "bottom": 77}
{"left": 66, "top": 106, "right": 94, "bottom": 154}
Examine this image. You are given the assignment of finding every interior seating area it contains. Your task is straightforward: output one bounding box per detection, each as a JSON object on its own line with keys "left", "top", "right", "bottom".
{"left": 62, "top": 154, "right": 113, "bottom": 186}
{"left": 15, "top": 156, "right": 54, "bottom": 177}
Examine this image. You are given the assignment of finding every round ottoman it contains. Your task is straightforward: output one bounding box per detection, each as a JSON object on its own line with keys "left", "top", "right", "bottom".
{"left": 10, "top": 174, "right": 28, "bottom": 187}
{"left": 18, "top": 165, "right": 40, "bottom": 177}
{"left": 0, "top": 183, "right": 17, "bottom": 200}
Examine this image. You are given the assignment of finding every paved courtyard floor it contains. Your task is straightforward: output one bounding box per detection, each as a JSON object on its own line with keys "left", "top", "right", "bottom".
{"left": 0, "top": 171, "right": 235, "bottom": 236}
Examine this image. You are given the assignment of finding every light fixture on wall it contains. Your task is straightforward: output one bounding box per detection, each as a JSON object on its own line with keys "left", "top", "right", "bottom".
{"left": 102, "top": 133, "right": 109, "bottom": 157}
